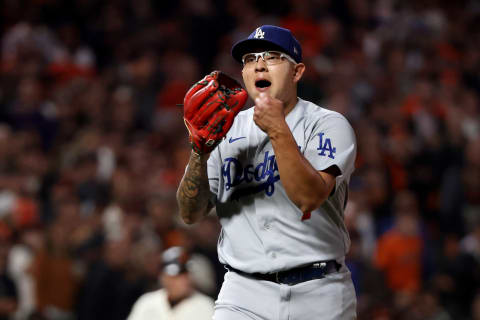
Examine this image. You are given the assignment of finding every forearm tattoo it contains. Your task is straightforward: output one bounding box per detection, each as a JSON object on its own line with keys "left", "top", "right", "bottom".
{"left": 177, "top": 153, "right": 211, "bottom": 221}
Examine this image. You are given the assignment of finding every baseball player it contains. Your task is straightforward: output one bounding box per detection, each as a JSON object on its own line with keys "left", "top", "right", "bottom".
{"left": 177, "top": 25, "right": 357, "bottom": 319}
{"left": 127, "top": 246, "right": 214, "bottom": 320}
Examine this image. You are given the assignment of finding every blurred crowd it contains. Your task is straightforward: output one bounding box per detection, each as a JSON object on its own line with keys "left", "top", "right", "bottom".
{"left": 0, "top": 0, "right": 479, "bottom": 319}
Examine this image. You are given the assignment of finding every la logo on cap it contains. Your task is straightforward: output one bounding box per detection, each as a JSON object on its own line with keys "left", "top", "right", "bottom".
{"left": 254, "top": 27, "right": 265, "bottom": 39}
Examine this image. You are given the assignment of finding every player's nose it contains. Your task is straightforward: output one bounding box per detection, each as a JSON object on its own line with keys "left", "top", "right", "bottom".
{"left": 254, "top": 59, "right": 268, "bottom": 72}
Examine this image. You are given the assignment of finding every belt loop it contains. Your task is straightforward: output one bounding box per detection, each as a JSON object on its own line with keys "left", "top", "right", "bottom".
{"left": 334, "top": 261, "right": 341, "bottom": 272}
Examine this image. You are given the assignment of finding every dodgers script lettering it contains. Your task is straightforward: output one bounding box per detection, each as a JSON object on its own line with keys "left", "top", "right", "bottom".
{"left": 222, "top": 151, "right": 280, "bottom": 200}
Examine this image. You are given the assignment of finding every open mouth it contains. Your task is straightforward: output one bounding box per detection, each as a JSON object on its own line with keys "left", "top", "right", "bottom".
{"left": 255, "top": 80, "right": 271, "bottom": 88}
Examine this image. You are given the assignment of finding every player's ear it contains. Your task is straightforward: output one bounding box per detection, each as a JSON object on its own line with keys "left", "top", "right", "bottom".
{"left": 292, "top": 63, "right": 305, "bottom": 83}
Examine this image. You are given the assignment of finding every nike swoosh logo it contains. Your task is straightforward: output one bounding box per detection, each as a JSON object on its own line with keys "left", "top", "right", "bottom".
{"left": 229, "top": 136, "right": 246, "bottom": 143}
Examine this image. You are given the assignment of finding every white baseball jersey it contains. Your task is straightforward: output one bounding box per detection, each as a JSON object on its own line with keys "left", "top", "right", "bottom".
{"left": 207, "top": 98, "right": 357, "bottom": 274}
{"left": 127, "top": 289, "right": 214, "bottom": 320}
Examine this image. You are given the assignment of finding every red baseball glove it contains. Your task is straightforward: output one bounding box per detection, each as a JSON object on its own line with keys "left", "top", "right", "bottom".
{"left": 183, "top": 71, "right": 248, "bottom": 155}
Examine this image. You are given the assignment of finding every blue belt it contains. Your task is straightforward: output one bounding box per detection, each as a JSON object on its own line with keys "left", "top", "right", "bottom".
{"left": 225, "top": 260, "right": 341, "bottom": 286}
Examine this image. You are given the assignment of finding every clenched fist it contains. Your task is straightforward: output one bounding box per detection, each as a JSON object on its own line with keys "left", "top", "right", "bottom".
{"left": 253, "top": 92, "right": 289, "bottom": 136}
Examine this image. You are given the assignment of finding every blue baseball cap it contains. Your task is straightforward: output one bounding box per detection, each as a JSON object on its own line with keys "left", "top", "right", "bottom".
{"left": 231, "top": 25, "right": 303, "bottom": 64}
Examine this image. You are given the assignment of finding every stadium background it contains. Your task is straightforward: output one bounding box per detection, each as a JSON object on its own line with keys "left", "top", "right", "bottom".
{"left": 0, "top": 0, "right": 479, "bottom": 319}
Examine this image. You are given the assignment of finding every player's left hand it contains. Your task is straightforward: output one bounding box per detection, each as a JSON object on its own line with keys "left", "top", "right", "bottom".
{"left": 183, "top": 71, "right": 248, "bottom": 155}
{"left": 253, "top": 92, "right": 288, "bottom": 136}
